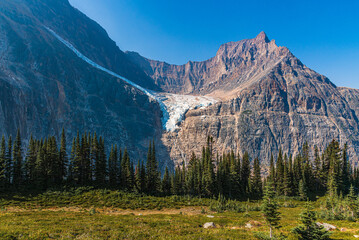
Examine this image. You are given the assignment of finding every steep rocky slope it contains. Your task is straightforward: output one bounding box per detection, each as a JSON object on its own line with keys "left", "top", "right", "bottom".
{"left": 0, "top": 0, "right": 169, "bottom": 166}
{"left": 129, "top": 33, "right": 359, "bottom": 165}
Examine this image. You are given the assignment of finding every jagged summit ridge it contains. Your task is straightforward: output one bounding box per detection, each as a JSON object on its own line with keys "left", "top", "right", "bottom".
{"left": 255, "top": 31, "right": 270, "bottom": 43}
{"left": 127, "top": 31, "right": 289, "bottom": 99}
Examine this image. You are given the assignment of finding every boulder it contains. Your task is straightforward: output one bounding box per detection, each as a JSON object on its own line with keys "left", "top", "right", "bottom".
{"left": 203, "top": 222, "right": 216, "bottom": 229}
{"left": 245, "top": 223, "right": 252, "bottom": 229}
{"left": 316, "top": 222, "right": 337, "bottom": 231}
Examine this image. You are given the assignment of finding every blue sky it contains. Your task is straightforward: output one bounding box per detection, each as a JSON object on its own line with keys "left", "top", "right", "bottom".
{"left": 69, "top": 0, "right": 359, "bottom": 88}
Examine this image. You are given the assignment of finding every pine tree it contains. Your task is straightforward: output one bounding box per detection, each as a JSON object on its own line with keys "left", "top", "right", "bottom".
{"left": 269, "top": 154, "right": 275, "bottom": 183}
{"left": 72, "top": 133, "right": 82, "bottom": 184}
{"left": 162, "top": 166, "right": 171, "bottom": 195}
{"left": 292, "top": 202, "right": 331, "bottom": 240}
{"left": 134, "top": 160, "right": 146, "bottom": 193}
{"left": 299, "top": 179, "right": 308, "bottom": 200}
{"left": 186, "top": 152, "right": 198, "bottom": 195}
{"left": 121, "top": 148, "right": 133, "bottom": 190}
{"left": 241, "top": 152, "right": 251, "bottom": 197}
{"left": 261, "top": 182, "right": 281, "bottom": 238}
{"left": 93, "top": 135, "right": 103, "bottom": 185}
{"left": 0, "top": 135, "right": 6, "bottom": 189}
{"left": 230, "top": 152, "right": 241, "bottom": 198}
{"left": 5, "top": 136, "right": 12, "bottom": 185}
{"left": 108, "top": 145, "right": 119, "bottom": 186}
{"left": 12, "top": 129, "right": 22, "bottom": 187}
{"left": 146, "top": 142, "right": 160, "bottom": 195}
{"left": 347, "top": 185, "right": 358, "bottom": 218}
{"left": 342, "top": 143, "right": 350, "bottom": 194}
{"left": 275, "top": 149, "right": 284, "bottom": 194}
{"left": 59, "top": 128, "right": 67, "bottom": 183}
{"left": 24, "top": 135, "right": 37, "bottom": 184}
{"left": 48, "top": 136, "right": 59, "bottom": 186}
{"left": 283, "top": 154, "right": 291, "bottom": 196}
{"left": 68, "top": 138, "right": 76, "bottom": 184}
{"left": 251, "top": 158, "right": 262, "bottom": 199}
{"left": 202, "top": 138, "right": 215, "bottom": 197}
{"left": 35, "top": 141, "right": 47, "bottom": 189}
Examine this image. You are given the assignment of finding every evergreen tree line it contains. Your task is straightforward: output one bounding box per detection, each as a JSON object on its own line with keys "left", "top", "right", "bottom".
{"left": 0, "top": 129, "right": 161, "bottom": 194}
{"left": 169, "top": 138, "right": 359, "bottom": 200}
{"left": 0, "top": 131, "right": 358, "bottom": 200}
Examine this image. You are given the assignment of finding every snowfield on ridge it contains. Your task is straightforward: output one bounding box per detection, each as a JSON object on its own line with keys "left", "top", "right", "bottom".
{"left": 46, "top": 27, "right": 218, "bottom": 132}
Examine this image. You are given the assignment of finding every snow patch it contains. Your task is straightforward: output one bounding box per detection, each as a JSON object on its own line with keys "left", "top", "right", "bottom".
{"left": 45, "top": 27, "right": 217, "bottom": 132}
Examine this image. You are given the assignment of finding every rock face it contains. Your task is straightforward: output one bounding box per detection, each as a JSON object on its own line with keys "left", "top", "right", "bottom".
{"left": 0, "top": 0, "right": 169, "bottom": 166}
{"left": 129, "top": 33, "right": 359, "bottom": 166}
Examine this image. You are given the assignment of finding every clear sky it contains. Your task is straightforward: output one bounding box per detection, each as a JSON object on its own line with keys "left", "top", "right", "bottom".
{"left": 69, "top": 0, "right": 359, "bottom": 89}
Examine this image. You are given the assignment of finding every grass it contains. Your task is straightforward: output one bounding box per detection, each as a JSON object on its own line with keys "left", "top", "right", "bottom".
{"left": 0, "top": 189, "right": 358, "bottom": 239}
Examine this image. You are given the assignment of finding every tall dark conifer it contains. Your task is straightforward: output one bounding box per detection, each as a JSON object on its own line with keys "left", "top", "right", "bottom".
{"left": 59, "top": 128, "right": 67, "bottom": 183}
{"left": 0, "top": 136, "right": 6, "bottom": 189}
{"left": 12, "top": 129, "right": 22, "bottom": 187}
{"left": 5, "top": 136, "right": 12, "bottom": 185}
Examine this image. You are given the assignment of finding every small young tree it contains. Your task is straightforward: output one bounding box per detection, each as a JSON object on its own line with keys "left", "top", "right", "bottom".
{"left": 346, "top": 185, "right": 358, "bottom": 218}
{"left": 292, "top": 202, "right": 331, "bottom": 240}
{"left": 262, "top": 182, "right": 281, "bottom": 238}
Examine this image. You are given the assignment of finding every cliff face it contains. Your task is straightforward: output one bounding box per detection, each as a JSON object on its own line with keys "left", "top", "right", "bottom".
{"left": 0, "top": 0, "right": 169, "bottom": 166}
{"left": 129, "top": 33, "right": 359, "bottom": 165}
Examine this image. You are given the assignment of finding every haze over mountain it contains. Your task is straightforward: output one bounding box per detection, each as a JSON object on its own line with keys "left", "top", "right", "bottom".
{"left": 1, "top": 0, "right": 359, "bottom": 168}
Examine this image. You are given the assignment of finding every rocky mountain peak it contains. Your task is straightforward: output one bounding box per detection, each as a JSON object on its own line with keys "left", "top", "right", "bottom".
{"left": 255, "top": 31, "right": 270, "bottom": 43}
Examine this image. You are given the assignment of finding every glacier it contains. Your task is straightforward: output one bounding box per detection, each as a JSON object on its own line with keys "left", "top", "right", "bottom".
{"left": 45, "top": 27, "right": 217, "bottom": 132}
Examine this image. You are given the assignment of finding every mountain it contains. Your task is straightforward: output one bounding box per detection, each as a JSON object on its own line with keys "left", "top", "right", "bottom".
{"left": 127, "top": 33, "right": 359, "bottom": 165}
{"left": 0, "top": 0, "right": 169, "bottom": 166}
{"left": 1, "top": 0, "right": 359, "bottom": 168}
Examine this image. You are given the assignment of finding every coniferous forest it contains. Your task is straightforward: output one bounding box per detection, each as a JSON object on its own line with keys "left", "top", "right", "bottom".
{"left": 0, "top": 130, "right": 358, "bottom": 202}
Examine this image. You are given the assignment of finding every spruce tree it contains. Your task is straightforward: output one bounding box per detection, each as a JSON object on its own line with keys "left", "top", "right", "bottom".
{"left": 251, "top": 158, "right": 262, "bottom": 199}
{"left": 202, "top": 140, "right": 215, "bottom": 197}
{"left": 0, "top": 135, "right": 6, "bottom": 189}
{"left": 342, "top": 143, "right": 350, "bottom": 194}
{"left": 48, "top": 136, "right": 59, "bottom": 186}
{"left": 261, "top": 182, "right": 281, "bottom": 238}
{"left": 108, "top": 145, "right": 119, "bottom": 186}
{"left": 35, "top": 141, "right": 47, "bottom": 189}
{"left": 5, "top": 136, "right": 12, "bottom": 185}
{"left": 269, "top": 154, "right": 275, "bottom": 183}
{"left": 59, "top": 128, "right": 67, "bottom": 183}
{"left": 298, "top": 180, "right": 308, "bottom": 201}
{"left": 134, "top": 160, "right": 146, "bottom": 193}
{"left": 292, "top": 202, "right": 331, "bottom": 240}
{"left": 282, "top": 154, "right": 291, "bottom": 196}
{"left": 347, "top": 185, "right": 357, "bottom": 218}
{"left": 275, "top": 149, "right": 284, "bottom": 194}
{"left": 12, "top": 129, "right": 22, "bottom": 187}
{"left": 241, "top": 152, "right": 251, "bottom": 197}
{"left": 24, "top": 135, "right": 37, "bottom": 184}
{"left": 121, "top": 148, "right": 133, "bottom": 190}
{"left": 68, "top": 138, "right": 76, "bottom": 184}
{"left": 146, "top": 142, "right": 160, "bottom": 195}
{"left": 162, "top": 166, "right": 171, "bottom": 195}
